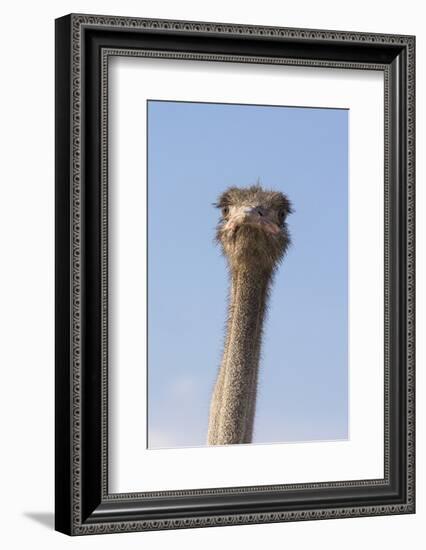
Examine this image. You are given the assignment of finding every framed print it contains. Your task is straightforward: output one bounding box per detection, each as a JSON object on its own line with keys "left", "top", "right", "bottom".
{"left": 55, "top": 14, "right": 416, "bottom": 535}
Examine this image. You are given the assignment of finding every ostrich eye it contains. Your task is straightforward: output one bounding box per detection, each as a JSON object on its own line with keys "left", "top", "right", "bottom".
{"left": 222, "top": 206, "right": 229, "bottom": 217}
{"left": 278, "top": 209, "right": 286, "bottom": 223}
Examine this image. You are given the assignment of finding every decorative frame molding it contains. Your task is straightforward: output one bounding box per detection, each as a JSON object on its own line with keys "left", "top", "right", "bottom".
{"left": 55, "top": 13, "right": 415, "bottom": 536}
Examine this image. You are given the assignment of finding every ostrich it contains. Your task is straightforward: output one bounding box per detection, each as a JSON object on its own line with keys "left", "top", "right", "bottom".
{"left": 207, "top": 184, "right": 292, "bottom": 446}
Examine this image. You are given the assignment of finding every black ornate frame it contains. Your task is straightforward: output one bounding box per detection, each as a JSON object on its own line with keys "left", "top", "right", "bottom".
{"left": 55, "top": 13, "right": 415, "bottom": 536}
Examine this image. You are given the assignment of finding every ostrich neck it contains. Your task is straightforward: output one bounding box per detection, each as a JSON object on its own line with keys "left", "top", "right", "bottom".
{"left": 213, "top": 264, "right": 272, "bottom": 445}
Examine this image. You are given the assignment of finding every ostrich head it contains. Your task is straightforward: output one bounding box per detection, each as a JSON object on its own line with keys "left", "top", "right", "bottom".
{"left": 215, "top": 184, "right": 292, "bottom": 272}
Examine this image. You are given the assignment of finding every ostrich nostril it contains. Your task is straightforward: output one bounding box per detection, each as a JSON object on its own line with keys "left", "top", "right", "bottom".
{"left": 256, "top": 208, "right": 264, "bottom": 217}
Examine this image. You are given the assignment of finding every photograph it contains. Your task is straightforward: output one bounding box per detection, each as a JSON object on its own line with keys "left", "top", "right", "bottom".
{"left": 147, "top": 100, "right": 349, "bottom": 449}
{"left": 53, "top": 11, "right": 415, "bottom": 536}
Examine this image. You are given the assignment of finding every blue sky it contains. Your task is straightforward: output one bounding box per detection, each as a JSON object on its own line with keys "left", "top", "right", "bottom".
{"left": 147, "top": 100, "right": 348, "bottom": 448}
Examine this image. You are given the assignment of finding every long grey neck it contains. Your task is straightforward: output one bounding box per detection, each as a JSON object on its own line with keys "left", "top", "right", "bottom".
{"left": 207, "top": 265, "right": 271, "bottom": 445}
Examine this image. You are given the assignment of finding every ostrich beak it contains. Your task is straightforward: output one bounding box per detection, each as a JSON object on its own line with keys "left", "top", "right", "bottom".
{"left": 225, "top": 207, "right": 280, "bottom": 235}
{"left": 243, "top": 206, "right": 281, "bottom": 235}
